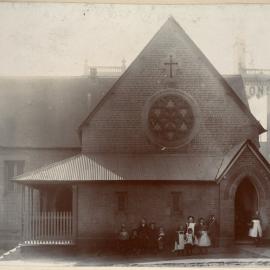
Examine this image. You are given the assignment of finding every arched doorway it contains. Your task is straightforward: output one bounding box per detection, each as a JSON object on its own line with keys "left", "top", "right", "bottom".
{"left": 235, "top": 177, "right": 258, "bottom": 241}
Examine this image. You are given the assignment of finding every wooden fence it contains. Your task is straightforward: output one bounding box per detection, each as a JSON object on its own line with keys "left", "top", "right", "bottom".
{"left": 23, "top": 211, "right": 73, "bottom": 245}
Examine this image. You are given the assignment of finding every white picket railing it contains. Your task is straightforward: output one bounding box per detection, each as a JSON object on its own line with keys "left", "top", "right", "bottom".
{"left": 23, "top": 211, "right": 73, "bottom": 245}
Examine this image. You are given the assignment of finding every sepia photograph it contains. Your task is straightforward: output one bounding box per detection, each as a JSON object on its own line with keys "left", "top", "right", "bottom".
{"left": 0, "top": 1, "right": 270, "bottom": 267}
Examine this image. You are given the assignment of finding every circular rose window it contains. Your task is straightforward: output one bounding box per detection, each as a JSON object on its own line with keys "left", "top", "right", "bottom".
{"left": 144, "top": 90, "right": 199, "bottom": 148}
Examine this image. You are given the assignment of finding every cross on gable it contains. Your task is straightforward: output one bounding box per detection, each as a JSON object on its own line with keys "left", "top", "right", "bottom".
{"left": 164, "top": 55, "right": 178, "bottom": 78}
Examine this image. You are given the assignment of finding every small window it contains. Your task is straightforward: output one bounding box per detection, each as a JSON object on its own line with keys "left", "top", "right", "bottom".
{"left": 4, "top": 160, "right": 25, "bottom": 192}
{"left": 116, "top": 192, "right": 128, "bottom": 212}
{"left": 171, "top": 192, "right": 182, "bottom": 214}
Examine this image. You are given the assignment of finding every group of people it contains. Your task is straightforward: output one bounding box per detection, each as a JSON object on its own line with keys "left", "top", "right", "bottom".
{"left": 117, "top": 215, "right": 219, "bottom": 256}
{"left": 173, "top": 215, "right": 218, "bottom": 256}
{"left": 118, "top": 212, "right": 264, "bottom": 256}
{"left": 118, "top": 218, "right": 165, "bottom": 255}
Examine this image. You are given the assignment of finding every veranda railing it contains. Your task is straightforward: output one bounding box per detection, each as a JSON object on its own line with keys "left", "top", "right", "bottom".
{"left": 23, "top": 211, "right": 73, "bottom": 245}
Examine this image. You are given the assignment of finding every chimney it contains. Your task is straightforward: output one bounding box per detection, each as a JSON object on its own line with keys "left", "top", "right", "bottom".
{"left": 84, "top": 59, "right": 89, "bottom": 75}
{"left": 90, "top": 67, "right": 97, "bottom": 79}
{"left": 234, "top": 36, "right": 246, "bottom": 74}
{"left": 121, "top": 58, "right": 126, "bottom": 72}
{"left": 87, "top": 93, "right": 92, "bottom": 109}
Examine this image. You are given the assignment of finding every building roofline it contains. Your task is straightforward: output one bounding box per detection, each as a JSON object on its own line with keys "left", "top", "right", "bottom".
{"left": 216, "top": 139, "right": 270, "bottom": 182}
{"left": 168, "top": 17, "right": 265, "bottom": 134}
{"left": 77, "top": 16, "right": 266, "bottom": 139}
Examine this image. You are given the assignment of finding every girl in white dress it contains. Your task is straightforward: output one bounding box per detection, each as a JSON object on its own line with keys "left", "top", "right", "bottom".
{"left": 249, "top": 211, "right": 262, "bottom": 246}
{"left": 173, "top": 225, "right": 185, "bottom": 255}
{"left": 195, "top": 218, "right": 211, "bottom": 254}
{"left": 185, "top": 216, "right": 198, "bottom": 245}
{"left": 185, "top": 228, "right": 194, "bottom": 255}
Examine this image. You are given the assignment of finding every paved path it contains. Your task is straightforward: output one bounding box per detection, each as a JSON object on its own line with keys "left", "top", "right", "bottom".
{"left": 130, "top": 258, "right": 270, "bottom": 267}
{"left": 240, "top": 245, "right": 270, "bottom": 258}
{"left": 0, "top": 245, "right": 270, "bottom": 267}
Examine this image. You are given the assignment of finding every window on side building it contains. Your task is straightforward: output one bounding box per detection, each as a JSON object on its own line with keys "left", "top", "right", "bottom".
{"left": 4, "top": 160, "right": 25, "bottom": 193}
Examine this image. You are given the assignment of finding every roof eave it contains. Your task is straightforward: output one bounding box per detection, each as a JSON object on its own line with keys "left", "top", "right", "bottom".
{"left": 216, "top": 139, "right": 270, "bottom": 183}
{"left": 12, "top": 178, "right": 216, "bottom": 184}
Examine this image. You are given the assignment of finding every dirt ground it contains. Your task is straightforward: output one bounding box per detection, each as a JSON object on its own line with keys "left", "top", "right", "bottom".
{"left": 1, "top": 244, "right": 270, "bottom": 267}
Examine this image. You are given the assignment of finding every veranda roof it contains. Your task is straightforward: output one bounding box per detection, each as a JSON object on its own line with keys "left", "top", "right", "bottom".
{"left": 13, "top": 153, "right": 225, "bottom": 183}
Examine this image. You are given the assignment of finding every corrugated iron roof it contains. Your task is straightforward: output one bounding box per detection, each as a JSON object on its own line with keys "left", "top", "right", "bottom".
{"left": 13, "top": 153, "right": 224, "bottom": 182}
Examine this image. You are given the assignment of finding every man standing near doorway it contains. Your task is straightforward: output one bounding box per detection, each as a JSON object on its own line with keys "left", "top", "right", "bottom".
{"left": 207, "top": 215, "right": 219, "bottom": 248}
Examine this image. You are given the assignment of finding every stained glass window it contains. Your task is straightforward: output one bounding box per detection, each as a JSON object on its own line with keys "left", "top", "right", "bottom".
{"left": 146, "top": 92, "right": 196, "bottom": 147}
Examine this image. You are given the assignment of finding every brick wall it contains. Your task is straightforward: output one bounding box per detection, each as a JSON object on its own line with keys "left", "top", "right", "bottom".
{"left": 81, "top": 19, "right": 259, "bottom": 154}
{"left": 77, "top": 181, "right": 219, "bottom": 246}
{"left": 219, "top": 146, "right": 270, "bottom": 246}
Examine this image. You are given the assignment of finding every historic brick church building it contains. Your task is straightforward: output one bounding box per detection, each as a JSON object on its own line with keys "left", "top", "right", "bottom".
{"left": 11, "top": 16, "right": 270, "bottom": 248}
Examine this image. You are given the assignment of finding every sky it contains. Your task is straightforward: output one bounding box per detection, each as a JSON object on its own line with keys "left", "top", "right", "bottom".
{"left": 0, "top": 3, "right": 269, "bottom": 139}
{"left": 1, "top": 3, "right": 270, "bottom": 76}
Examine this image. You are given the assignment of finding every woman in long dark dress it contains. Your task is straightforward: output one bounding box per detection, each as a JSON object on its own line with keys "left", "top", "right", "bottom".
{"left": 207, "top": 215, "right": 219, "bottom": 247}
{"left": 148, "top": 222, "right": 158, "bottom": 253}
{"left": 137, "top": 218, "right": 149, "bottom": 254}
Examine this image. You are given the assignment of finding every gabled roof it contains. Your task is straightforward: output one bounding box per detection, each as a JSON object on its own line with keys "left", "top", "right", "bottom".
{"left": 216, "top": 139, "right": 270, "bottom": 181}
{"left": 13, "top": 153, "right": 224, "bottom": 182}
{"left": 223, "top": 75, "right": 249, "bottom": 109}
{"left": 78, "top": 16, "right": 265, "bottom": 136}
{"left": 215, "top": 140, "right": 247, "bottom": 180}
{"left": 0, "top": 76, "right": 117, "bottom": 148}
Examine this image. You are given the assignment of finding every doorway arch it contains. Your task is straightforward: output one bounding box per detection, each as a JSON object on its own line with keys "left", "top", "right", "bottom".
{"left": 234, "top": 177, "right": 258, "bottom": 241}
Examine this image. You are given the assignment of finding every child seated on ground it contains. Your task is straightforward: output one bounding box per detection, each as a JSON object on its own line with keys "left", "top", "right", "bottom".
{"left": 173, "top": 225, "right": 185, "bottom": 255}
{"left": 118, "top": 224, "right": 129, "bottom": 255}
{"left": 158, "top": 227, "right": 165, "bottom": 251}
{"left": 185, "top": 228, "right": 194, "bottom": 256}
